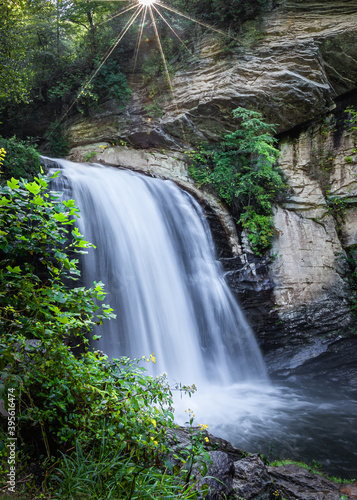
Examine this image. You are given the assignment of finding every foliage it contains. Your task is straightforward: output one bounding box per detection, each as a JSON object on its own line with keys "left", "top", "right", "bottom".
{"left": 172, "top": 411, "right": 211, "bottom": 490}
{"left": 52, "top": 436, "right": 199, "bottom": 499}
{"left": 84, "top": 150, "right": 99, "bottom": 162}
{"left": 0, "top": 1, "right": 31, "bottom": 105}
{"left": 345, "top": 106, "right": 357, "bottom": 133}
{"left": 326, "top": 194, "right": 348, "bottom": 233}
{"left": 144, "top": 101, "right": 164, "bottom": 119}
{"left": 188, "top": 107, "right": 286, "bottom": 254}
{"left": 0, "top": 0, "right": 132, "bottom": 139}
{"left": 44, "top": 123, "right": 71, "bottom": 158}
{"left": 0, "top": 136, "right": 41, "bottom": 181}
{"left": 0, "top": 158, "right": 207, "bottom": 498}
{"left": 47, "top": 60, "right": 131, "bottom": 116}
{"left": 170, "top": 0, "right": 268, "bottom": 28}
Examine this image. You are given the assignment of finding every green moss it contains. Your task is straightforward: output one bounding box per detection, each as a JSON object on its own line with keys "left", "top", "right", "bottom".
{"left": 270, "top": 459, "right": 355, "bottom": 484}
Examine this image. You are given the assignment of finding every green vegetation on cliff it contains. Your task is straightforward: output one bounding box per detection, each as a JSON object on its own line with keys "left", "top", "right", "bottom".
{"left": 188, "top": 107, "right": 286, "bottom": 255}
{"left": 0, "top": 0, "right": 269, "bottom": 145}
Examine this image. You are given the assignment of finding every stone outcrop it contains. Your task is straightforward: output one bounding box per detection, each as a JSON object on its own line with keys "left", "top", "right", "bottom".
{"left": 216, "top": 453, "right": 357, "bottom": 499}
{"left": 260, "top": 100, "right": 357, "bottom": 380}
{"left": 66, "top": 1, "right": 357, "bottom": 149}
{"left": 170, "top": 429, "right": 357, "bottom": 500}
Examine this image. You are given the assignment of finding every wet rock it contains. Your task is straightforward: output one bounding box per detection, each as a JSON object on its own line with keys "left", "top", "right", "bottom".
{"left": 288, "top": 337, "right": 357, "bottom": 393}
{"left": 267, "top": 463, "right": 354, "bottom": 500}
{"left": 230, "top": 456, "right": 356, "bottom": 500}
{"left": 197, "top": 451, "right": 235, "bottom": 500}
{"left": 232, "top": 454, "right": 272, "bottom": 500}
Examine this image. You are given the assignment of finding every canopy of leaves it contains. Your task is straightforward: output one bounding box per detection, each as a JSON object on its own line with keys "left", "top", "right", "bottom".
{"left": 170, "top": 0, "right": 269, "bottom": 27}
{"left": 0, "top": 0, "right": 132, "bottom": 143}
{"left": 188, "top": 107, "right": 286, "bottom": 255}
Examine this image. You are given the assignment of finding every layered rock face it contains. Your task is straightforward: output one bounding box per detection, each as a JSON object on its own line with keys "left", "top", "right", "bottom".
{"left": 66, "top": 0, "right": 357, "bottom": 382}
{"left": 262, "top": 103, "right": 357, "bottom": 381}
{"left": 66, "top": 0, "right": 357, "bottom": 148}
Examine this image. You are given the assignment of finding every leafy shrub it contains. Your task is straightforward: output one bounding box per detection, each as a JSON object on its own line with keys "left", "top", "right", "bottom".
{"left": 0, "top": 163, "right": 205, "bottom": 498}
{"left": 44, "top": 123, "right": 71, "bottom": 158}
{"left": 0, "top": 136, "right": 41, "bottom": 181}
{"left": 188, "top": 107, "right": 286, "bottom": 255}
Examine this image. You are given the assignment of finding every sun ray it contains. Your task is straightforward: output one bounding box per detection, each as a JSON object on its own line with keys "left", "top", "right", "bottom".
{"left": 132, "top": 5, "right": 147, "bottom": 74}
{"left": 58, "top": 5, "right": 143, "bottom": 125}
{"left": 148, "top": 5, "right": 173, "bottom": 98}
{"left": 152, "top": 4, "right": 192, "bottom": 54}
{"left": 148, "top": 5, "right": 187, "bottom": 143}
{"left": 98, "top": 2, "right": 138, "bottom": 27}
{"left": 155, "top": 1, "right": 239, "bottom": 42}
{"left": 86, "top": 5, "right": 143, "bottom": 88}
{"left": 55, "top": 0, "right": 238, "bottom": 136}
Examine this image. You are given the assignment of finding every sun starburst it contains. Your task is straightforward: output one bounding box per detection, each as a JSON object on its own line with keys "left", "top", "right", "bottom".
{"left": 59, "top": 0, "right": 237, "bottom": 138}
{"left": 138, "top": 0, "right": 156, "bottom": 5}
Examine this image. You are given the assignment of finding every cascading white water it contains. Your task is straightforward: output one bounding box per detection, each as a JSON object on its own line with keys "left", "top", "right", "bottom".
{"left": 49, "top": 159, "right": 267, "bottom": 387}
{"left": 47, "top": 158, "right": 357, "bottom": 477}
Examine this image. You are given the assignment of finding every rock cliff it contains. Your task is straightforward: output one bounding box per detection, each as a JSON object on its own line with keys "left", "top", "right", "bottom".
{"left": 66, "top": 0, "right": 357, "bottom": 385}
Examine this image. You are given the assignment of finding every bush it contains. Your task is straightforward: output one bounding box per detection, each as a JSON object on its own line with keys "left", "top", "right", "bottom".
{"left": 0, "top": 136, "right": 41, "bottom": 181}
{"left": 188, "top": 107, "right": 286, "bottom": 255}
{"left": 0, "top": 164, "right": 204, "bottom": 498}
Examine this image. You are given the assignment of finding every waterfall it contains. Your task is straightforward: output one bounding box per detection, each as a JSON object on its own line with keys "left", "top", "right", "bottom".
{"left": 47, "top": 159, "right": 357, "bottom": 477}
{"left": 49, "top": 159, "right": 267, "bottom": 387}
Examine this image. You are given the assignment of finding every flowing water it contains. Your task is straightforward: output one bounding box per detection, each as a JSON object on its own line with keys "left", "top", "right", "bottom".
{"left": 49, "top": 159, "right": 357, "bottom": 479}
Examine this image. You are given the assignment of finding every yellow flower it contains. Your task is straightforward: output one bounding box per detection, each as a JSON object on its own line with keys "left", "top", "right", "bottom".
{"left": 151, "top": 419, "right": 156, "bottom": 428}
{"left": 153, "top": 441, "right": 158, "bottom": 446}
{"left": 204, "top": 437, "right": 209, "bottom": 443}
{"left": 199, "top": 424, "right": 209, "bottom": 430}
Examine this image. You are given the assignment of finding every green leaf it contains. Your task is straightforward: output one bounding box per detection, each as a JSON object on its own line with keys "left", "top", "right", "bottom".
{"left": 6, "top": 265, "right": 21, "bottom": 274}
{"left": 25, "top": 181, "right": 41, "bottom": 195}
{"left": 53, "top": 213, "right": 69, "bottom": 223}
{"left": 7, "top": 177, "right": 20, "bottom": 189}
{"left": 63, "top": 199, "right": 76, "bottom": 208}
{"left": 32, "top": 195, "right": 45, "bottom": 206}
{"left": 0, "top": 196, "right": 10, "bottom": 206}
